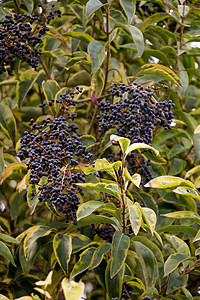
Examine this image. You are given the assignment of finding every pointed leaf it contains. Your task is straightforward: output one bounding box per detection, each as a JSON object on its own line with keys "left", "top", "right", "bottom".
{"left": 193, "top": 230, "right": 200, "bottom": 242}
{"left": 27, "top": 184, "right": 39, "bottom": 215}
{"left": 119, "top": 0, "right": 135, "bottom": 24}
{"left": 0, "top": 103, "right": 17, "bottom": 143}
{"left": 126, "top": 198, "right": 142, "bottom": 235}
{"left": 173, "top": 186, "right": 200, "bottom": 201}
{"left": 86, "top": 0, "right": 104, "bottom": 16}
{"left": 53, "top": 234, "right": 72, "bottom": 274}
{"left": 17, "top": 70, "right": 43, "bottom": 107}
{"left": 71, "top": 247, "right": 96, "bottom": 278}
{"left": 110, "top": 231, "right": 130, "bottom": 278}
{"left": 105, "top": 259, "right": 125, "bottom": 299}
{"left": 90, "top": 243, "right": 111, "bottom": 269}
{"left": 163, "top": 211, "right": 200, "bottom": 224}
{"left": 0, "top": 163, "right": 26, "bottom": 184}
{"left": 145, "top": 176, "right": 194, "bottom": 189}
{"left": 126, "top": 142, "right": 159, "bottom": 157}
{"left": 0, "top": 241, "right": 16, "bottom": 266}
{"left": 126, "top": 25, "right": 144, "bottom": 56}
{"left": 141, "top": 207, "right": 157, "bottom": 235}
{"left": 88, "top": 40, "right": 105, "bottom": 74}
{"left": 164, "top": 253, "right": 189, "bottom": 277}
{"left": 77, "top": 201, "right": 103, "bottom": 221}
{"left": 110, "top": 134, "right": 130, "bottom": 155}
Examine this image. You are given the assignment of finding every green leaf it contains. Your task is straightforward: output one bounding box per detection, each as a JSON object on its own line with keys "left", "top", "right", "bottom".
{"left": 169, "top": 158, "right": 186, "bottom": 175}
{"left": 163, "top": 211, "right": 200, "bottom": 224}
{"left": 90, "top": 243, "right": 111, "bottom": 269}
{"left": 71, "top": 234, "right": 93, "bottom": 253}
{"left": 119, "top": 0, "right": 135, "bottom": 24}
{"left": 126, "top": 198, "right": 142, "bottom": 235}
{"left": 164, "top": 253, "right": 189, "bottom": 277}
{"left": 157, "top": 225, "right": 198, "bottom": 237}
{"left": 27, "top": 184, "right": 39, "bottom": 215}
{"left": 86, "top": 0, "right": 104, "bottom": 16}
{"left": 42, "top": 80, "right": 60, "bottom": 105}
{"left": 16, "top": 70, "right": 42, "bottom": 107}
{"left": 124, "top": 168, "right": 141, "bottom": 188}
{"left": 71, "top": 247, "right": 96, "bottom": 278}
{"left": 126, "top": 25, "right": 144, "bottom": 56}
{"left": 166, "top": 269, "right": 188, "bottom": 294}
{"left": 131, "top": 236, "right": 163, "bottom": 263}
{"left": 0, "top": 163, "right": 26, "bottom": 184}
{"left": 110, "top": 231, "right": 130, "bottom": 278}
{"left": 145, "top": 176, "right": 195, "bottom": 189}
{"left": 110, "top": 134, "right": 130, "bottom": 155}
{"left": 19, "top": 239, "right": 39, "bottom": 275}
{"left": 139, "top": 64, "right": 182, "bottom": 87}
{"left": 0, "top": 233, "right": 18, "bottom": 245}
{"left": 126, "top": 142, "right": 159, "bottom": 157}
{"left": 0, "top": 103, "right": 17, "bottom": 143}
{"left": 67, "top": 70, "right": 90, "bottom": 87}
{"left": 80, "top": 135, "right": 96, "bottom": 147}
{"left": 78, "top": 182, "right": 120, "bottom": 200}
{"left": 0, "top": 241, "right": 16, "bottom": 266}
{"left": 24, "top": 225, "right": 54, "bottom": 260}
{"left": 193, "top": 229, "right": 200, "bottom": 242}
{"left": 173, "top": 186, "right": 200, "bottom": 201}
{"left": 105, "top": 259, "right": 124, "bottom": 299}
{"left": 141, "top": 207, "right": 157, "bottom": 235}
{"left": 77, "top": 201, "right": 103, "bottom": 221}
{"left": 0, "top": 148, "right": 4, "bottom": 176}
{"left": 195, "top": 248, "right": 200, "bottom": 256}
{"left": 53, "top": 234, "right": 72, "bottom": 274}
{"left": 23, "top": 0, "right": 33, "bottom": 13}
{"left": 139, "top": 13, "right": 169, "bottom": 30}
{"left": 62, "top": 279, "right": 84, "bottom": 300}
{"left": 64, "top": 31, "right": 94, "bottom": 43}
{"left": 88, "top": 40, "right": 105, "bottom": 74}
{"left": 140, "top": 192, "right": 158, "bottom": 214}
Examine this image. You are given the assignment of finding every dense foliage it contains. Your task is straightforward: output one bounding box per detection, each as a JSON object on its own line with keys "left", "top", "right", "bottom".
{"left": 0, "top": 0, "right": 200, "bottom": 299}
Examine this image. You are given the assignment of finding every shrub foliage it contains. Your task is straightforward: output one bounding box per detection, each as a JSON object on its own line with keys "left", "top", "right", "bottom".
{"left": 0, "top": 0, "right": 200, "bottom": 299}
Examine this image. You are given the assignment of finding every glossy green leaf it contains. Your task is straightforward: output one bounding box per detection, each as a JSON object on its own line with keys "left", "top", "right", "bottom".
{"left": 163, "top": 211, "right": 200, "bottom": 224}
{"left": 42, "top": 80, "right": 60, "bottom": 105}
{"left": 126, "top": 25, "right": 144, "bottom": 56}
{"left": 131, "top": 236, "right": 163, "bottom": 263}
{"left": 86, "top": 0, "right": 104, "bottom": 16}
{"left": 141, "top": 207, "right": 157, "bottom": 235}
{"left": 169, "top": 158, "right": 186, "bottom": 176}
{"left": 195, "top": 247, "right": 200, "bottom": 256}
{"left": 145, "top": 176, "right": 194, "bottom": 189}
{"left": 0, "top": 163, "right": 26, "bottom": 184}
{"left": 126, "top": 142, "right": 159, "bottom": 157}
{"left": 19, "top": 238, "right": 39, "bottom": 275}
{"left": 164, "top": 253, "right": 189, "bottom": 277}
{"left": 185, "top": 165, "right": 200, "bottom": 178}
{"left": 90, "top": 243, "right": 111, "bottom": 269}
{"left": 71, "top": 234, "right": 93, "bottom": 253}
{"left": 139, "top": 13, "right": 169, "bottom": 30}
{"left": 24, "top": 225, "right": 54, "bottom": 260}
{"left": 140, "top": 192, "right": 158, "bottom": 214}
{"left": 193, "top": 229, "right": 200, "bottom": 242}
{"left": 78, "top": 182, "right": 120, "bottom": 199}
{"left": 77, "top": 201, "right": 103, "bottom": 221}
{"left": 0, "top": 103, "right": 17, "bottom": 143}
{"left": 16, "top": 70, "right": 42, "bottom": 107}
{"left": 124, "top": 168, "right": 141, "bottom": 188}
{"left": 80, "top": 135, "right": 96, "bottom": 147}
{"left": 173, "top": 186, "right": 200, "bottom": 201}
{"left": 110, "top": 134, "right": 130, "bottom": 155}
{"left": 126, "top": 198, "right": 142, "bottom": 235}
{"left": 166, "top": 269, "right": 188, "bottom": 294}
{"left": 139, "top": 64, "right": 182, "bottom": 86}
{"left": 53, "top": 234, "right": 72, "bottom": 274}
{"left": 110, "top": 231, "right": 130, "bottom": 278}
{"left": 88, "top": 40, "right": 105, "bottom": 74}
{"left": 119, "top": 0, "right": 135, "bottom": 24}
{"left": 0, "top": 241, "right": 16, "bottom": 266}
{"left": 0, "top": 233, "right": 18, "bottom": 245}
{"left": 157, "top": 225, "right": 197, "bottom": 236}
{"left": 105, "top": 259, "right": 124, "bottom": 299}
{"left": 71, "top": 247, "right": 96, "bottom": 278}
{"left": 62, "top": 279, "right": 84, "bottom": 300}
{"left": 64, "top": 31, "right": 94, "bottom": 43}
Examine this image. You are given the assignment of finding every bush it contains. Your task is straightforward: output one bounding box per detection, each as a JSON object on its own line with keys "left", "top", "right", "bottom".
{"left": 0, "top": 0, "right": 200, "bottom": 299}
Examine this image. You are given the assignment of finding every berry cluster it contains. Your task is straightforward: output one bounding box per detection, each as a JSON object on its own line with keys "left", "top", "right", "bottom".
{"left": 91, "top": 224, "right": 115, "bottom": 242}
{"left": 111, "top": 281, "right": 132, "bottom": 300}
{"left": 97, "top": 83, "right": 175, "bottom": 182}
{"left": 0, "top": 6, "right": 61, "bottom": 75}
{"left": 18, "top": 91, "right": 93, "bottom": 224}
